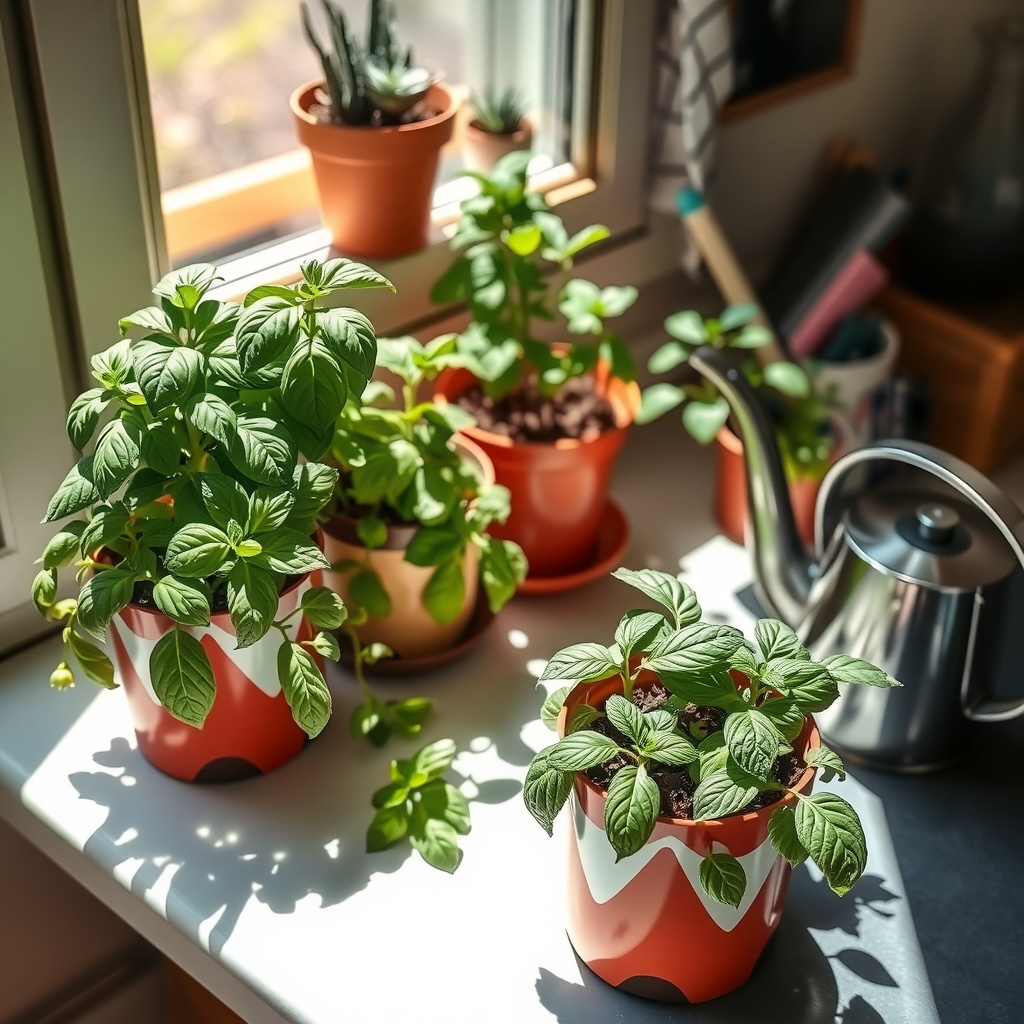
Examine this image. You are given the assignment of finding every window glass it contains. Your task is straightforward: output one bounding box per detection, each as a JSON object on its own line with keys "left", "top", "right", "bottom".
{"left": 138, "top": 0, "right": 578, "bottom": 266}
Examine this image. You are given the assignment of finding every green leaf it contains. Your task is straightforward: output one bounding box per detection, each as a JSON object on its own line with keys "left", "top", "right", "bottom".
{"left": 767, "top": 804, "right": 808, "bottom": 867}
{"left": 658, "top": 667, "right": 741, "bottom": 708}
{"left": 730, "top": 642, "right": 761, "bottom": 676}
{"left": 288, "top": 463, "right": 339, "bottom": 525}
{"left": 76, "top": 568, "right": 135, "bottom": 638}
{"left": 31, "top": 568, "right": 57, "bottom": 616}
{"left": 478, "top": 536, "right": 525, "bottom": 614}
{"left": 133, "top": 340, "right": 202, "bottom": 412}
{"left": 422, "top": 559, "right": 466, "bottom": 626}
{"left": 372, "top": 780, "right": 409, "bottom": 809}
{"left": 755, "top": 619, "right": 810, "bottom": 663}
{"left": 610, "top": 568, "right": 701, "bottom": 627}
{"left": 822, "top": 654, "right": 901, "bottom": 689}
{"left": 540, "top": 685, "right": 573, "bottom": 730}
{"left": 646, "top": 622, "right": 744, "bottom": 677}
{"left": 805, "top": 743, "right": 847, "bottom": 782}
{"left": 301, "top": 587, "right": 348, "bottom": 630}
{"left": 523, "top": 747, "right": 574, "bottom": 836}
{"left": 723, "top": 708, "right": 783, "bottom": 782}
{"left": 229, "top": 415, "right": 297, "bottom": 486}
{"left": 390, "top": 696, "right": 436, "bottom": 733}
{"left": 408, "top": 809, "right": 462, "bottom": 873}
{"left": 419, "top": 780, "right": 472, "bottom": 836}
{"left": 186, "top": 394, "right": 237, "bottom": 448}
{"left": 647, "top": 342, "right": 689, "bottom": 375}
{"left": 152, "top": 576, "right": 211, "bottom": 627}
{"left": 92, "top": 418, "right": 142, "bottom": 497}
{"left": 90, "top": 340, "right": 133, "bottom": 388}
{"left": 693, "top": 768, "right": 760, "bottom": 821}
{"left": 683, "top": 396, "right": 730, "bottom": 445}
{"left": 763, "top": 361, "right": 809, "bottom": 398}
{"left": 547, "top": 730, "right": 621, "bottom": 771}
{"left": 635, "top": 382, "right": 686, "bottom": 426}
{"left": 719, "top": 304, "right": 758, "bottom": 332}
{"left": 253, "top": 528, "right": 328, "bottom": 574}
{"left": 277, "top": 641, "right": 333, "bottom": 738}
{"left": 78, "top": 503, "right": 130, "bottom": 563}
{"left": 317, "top": 308, "right": 377, "bottom": 396}
{"left": 539, "top": 642, "right": 618, "bottom": 683}
{"left": 759, "top": 697, "right": 807, "bottom": 741}
{"left": 604, "top": 765, "right": 660, "bottom": 861}
{"left": 614, "top": 609, "right": 669, "bottom": 659}
{"left": 505, "top": 223, "right": 542, "bottom": 256}
{"left": 733, "top": 325, "right": 774, "bottom": 349}
{"left": 349, "top": 568, "right": 391, "bottom": 618}
{"left": 141, "top": 421, "right": 183, "bottom": 475}
{"left": 408, "top": 738, "right": 458, "bottom": 785}
{"left": 235, "top": 297, "right": 302, "bottom": 373}
{"left": 149, "top": 628, "right": 215, "bottom": 728}
{"left": 247, "top": 488, "right": 295, "bottom": 534}
{"left": 66, "top": 388, "right": 107, "bottom": 450}
{"left": 568, "top": 704, "right": 601, "bottom": 734}
{"left": 164, "top": 524, "right": 232, "bottom": 578}
{"left": 308, "top": 630, "right": 340, "bottom": 660}
{"left": 405, "top": 527, "right": 464, "bottom": 567}
{"left": 664, "top": 310, "right": 709, "bottom": 344}
{"left": 45, "top": 457, "right": 100, "bottom": 522}
{"left": 199, "top": 474, "right": 249, "bottom": 530}
{"left": 227, "top": 561, "right": 280, "bottom": 648}
{"left": 794, "top": 792, "right": 867, "bottom": 895}
{"left": 562, "top": 223, "right": 609, "bottom": 260}
{"left": 699, "top": 852, "right": 747, "bottom": 907}
{"left": 645, "top": 730, "right": 698, "bottom": 765}
{"left": 604, "top": 693, "right": 648, "bottom": 746}
{"left": 66, "top": 630, "right": 117, "bottom": 689}
{"left": 152, "top": 263, "right": 219, "bottom": 304}
{"left": 118, "top": 305, "right": 175, "bottom": 338}
{"left": 280, "top": 333, "right": 347, "bottom": 435}
{"left": 42, "top": 520, "right": 87, "bottom": 569}
{"left": 366, "top": 804, "right": 409, "bottom": 852}
{"left": 763, "top": 658, "right": 840, "bottom": 713}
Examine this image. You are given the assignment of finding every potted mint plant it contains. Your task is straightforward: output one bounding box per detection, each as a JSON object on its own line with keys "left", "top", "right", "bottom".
{"left": 638, "top": 306, "right": 840, "bottom": 546}
{"left": 31, "top": 258, "right": 392, "bottom": 782}
{"left": 294, "top": 0, "right": 457, "bottom": 258}
{"left": 431, "top": 151, "right": 640, "bottom": 582}
{"left": 463, "top": 87, "right": 532, "bottom": 174}
{"left": 524, "top": 567, "right": 898, "bottom": 1003}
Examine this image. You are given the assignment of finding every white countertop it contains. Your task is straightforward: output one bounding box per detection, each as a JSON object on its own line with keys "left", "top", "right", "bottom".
{"left": 5, "top": 415, "right": 1019, "bottom": 1023}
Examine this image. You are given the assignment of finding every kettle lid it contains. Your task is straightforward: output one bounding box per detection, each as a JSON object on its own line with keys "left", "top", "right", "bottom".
{"left": 845, "top": 490, "right": 1018, "bottom": 591}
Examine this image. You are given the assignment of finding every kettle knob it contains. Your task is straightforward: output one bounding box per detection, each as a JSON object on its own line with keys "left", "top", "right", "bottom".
{"left": 915, "top": 502, "right": 960, "bottom": 543}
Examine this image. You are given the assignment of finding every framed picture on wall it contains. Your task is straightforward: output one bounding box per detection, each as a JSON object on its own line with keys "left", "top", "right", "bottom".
{"left": 724, "top": 0, "right": 863, "bottom": 121}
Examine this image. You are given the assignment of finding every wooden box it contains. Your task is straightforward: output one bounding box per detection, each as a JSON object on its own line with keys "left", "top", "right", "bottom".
{"left": 873, "top": 284, "right": 1024, "bottom": 474}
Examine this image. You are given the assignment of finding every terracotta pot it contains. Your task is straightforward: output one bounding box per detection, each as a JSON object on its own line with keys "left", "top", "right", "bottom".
{"left": 433, "top": 367, "right": 640, "bottom": 579}
{"left": 558, "top": 672, "right": 819, "bottom": 1003}
{"left": 107, "top": 562, "right": 322, "bottom": 784}
{"left": 714, "top": 426, "right": 834, "bottom": 548}
{"left": 323, "top": 436, "right": 491, "bottom": 659}
{"left": 462, "top": 117, "right": 533, "bottom": 175}
{"left": 290, "top": 80, "right": 458, "bottom": 258}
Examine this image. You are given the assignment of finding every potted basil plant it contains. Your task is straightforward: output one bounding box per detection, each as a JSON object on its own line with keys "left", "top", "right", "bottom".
{"left": 31, "top": 257, "right": 392, "bottom": 782}
{"left": 638, "top": 305, "right": 840, "bottom": 546}
{"left": 524, "top": 567, "right": 899, "bottom": 1003}
{"left": 432, "top": 150, "right": 641, "bottom": 581}
{"left": 324, "top": 332, "right": 526, "bottom": 677}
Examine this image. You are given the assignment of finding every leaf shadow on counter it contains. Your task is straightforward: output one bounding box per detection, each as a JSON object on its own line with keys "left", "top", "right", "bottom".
{"left": 534, "top": 869, "right": 901, "bottom": 1024}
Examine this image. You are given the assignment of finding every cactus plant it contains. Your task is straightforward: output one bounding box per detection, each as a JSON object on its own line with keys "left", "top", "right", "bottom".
{"left": 301, "top": 0, "right": 442, "bottom": 125}
{"left": 469, "top": 86, "right": 527, "bottom": 135}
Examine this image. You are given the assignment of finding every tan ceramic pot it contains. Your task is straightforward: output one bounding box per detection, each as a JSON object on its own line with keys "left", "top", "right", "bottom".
{"left": 291, "top": 80, "right": 458, "bottom": 258}
{"left": 323, "top": 437, "right": 492, "bottom": 659}
{"left": 462, "top": 117, "right": 533, "bottom": 175}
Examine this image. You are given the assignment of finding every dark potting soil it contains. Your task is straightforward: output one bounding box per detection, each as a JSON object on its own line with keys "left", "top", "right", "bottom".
{"left": 584, "top": 681, "right": 806, "bottom": 820}
{"left": 309, "top": 100, "right": 442, "bottom": 128}
{"left": 131, "top": 573, "right": 302, "bottom": 615}
{"left": 456, "top": 375, "right": 616, "bottom": 444}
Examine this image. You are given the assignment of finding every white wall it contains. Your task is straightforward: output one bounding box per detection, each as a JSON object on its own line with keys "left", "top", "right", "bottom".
{"left": 711, "top": 0, "right": 1021, "bottom": 279}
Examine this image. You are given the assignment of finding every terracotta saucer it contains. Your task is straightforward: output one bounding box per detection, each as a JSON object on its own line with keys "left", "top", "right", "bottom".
{"left": 517, "top": 501, "right": 630, "bottom": 595}
{"left": 339, "top": 587, "right": 495, "bottom": 677}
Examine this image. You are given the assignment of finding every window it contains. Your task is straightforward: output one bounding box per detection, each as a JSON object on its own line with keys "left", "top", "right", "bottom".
{"left": 1, "top": 0, "right": 656, "bottom": 651}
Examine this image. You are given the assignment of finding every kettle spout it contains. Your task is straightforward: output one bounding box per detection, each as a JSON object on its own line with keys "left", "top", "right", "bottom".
{"left": 689, "top": 346, "right": 815, "bottom": 626}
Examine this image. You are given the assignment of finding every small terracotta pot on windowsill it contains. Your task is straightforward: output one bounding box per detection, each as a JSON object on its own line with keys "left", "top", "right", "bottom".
{"left": 462, "top": 117, "right": 533, "bottom": 175}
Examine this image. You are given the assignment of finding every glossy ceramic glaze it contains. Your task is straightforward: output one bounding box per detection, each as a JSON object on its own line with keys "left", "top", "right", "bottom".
{"left": 558, "top": 672, "right": 818, "bottom": 1003}
{"left": 434, "top": 366, "right": 640, "bottom": 578}
{"left": 108, "top": 570, "right": 319, "bottom": 783}
{"left": 291, "top": 81, "right": 457, "bottom": 258}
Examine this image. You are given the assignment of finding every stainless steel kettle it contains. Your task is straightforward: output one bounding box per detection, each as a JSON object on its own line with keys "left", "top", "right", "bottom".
{"left": 691, "top": 346, "right": 1024, "bottom": 771}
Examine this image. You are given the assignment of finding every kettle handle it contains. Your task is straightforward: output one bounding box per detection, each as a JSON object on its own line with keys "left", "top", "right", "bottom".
{"left": 815, "top": 440, "right": 1024, "bottom": 722}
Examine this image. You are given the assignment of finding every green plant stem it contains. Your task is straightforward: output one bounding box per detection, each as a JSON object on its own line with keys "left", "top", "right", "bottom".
{"left": 342, "top": 622, "right": 375, "bottom": 704}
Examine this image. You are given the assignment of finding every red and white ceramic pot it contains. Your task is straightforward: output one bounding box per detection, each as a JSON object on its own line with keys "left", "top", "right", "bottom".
{"left": 107, "top": 568, "right": 321, "bottom": 784}
{"left": 558, "top": 672, "right": 818, "bottom": 1003}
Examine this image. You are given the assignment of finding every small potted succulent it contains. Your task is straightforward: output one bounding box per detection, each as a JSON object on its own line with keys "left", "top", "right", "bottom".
{"left": 323, "top": 332, "right": 526, "bottom": 666}
{"left": 31, "top": 257, "right": 392, "bottom": 782}
{"left": 463, "top": 86, "right": 532, "bottom": 174}
{"left": 638, "top": 305, "right": 840, "bottom": 546}
{"left": 295, "top": 0, "right": 458, "bottom": 257}
{"left": 431, "top": 151, "right": 641, "bottom": 581}
{"left": 524, "top": 567, "right": 898, "bottom": 1003}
